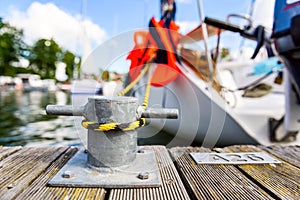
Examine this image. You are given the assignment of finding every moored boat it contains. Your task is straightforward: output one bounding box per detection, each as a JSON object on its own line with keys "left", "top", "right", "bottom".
{"left": 123, "top": 0, "right": 299, "bottom": 147}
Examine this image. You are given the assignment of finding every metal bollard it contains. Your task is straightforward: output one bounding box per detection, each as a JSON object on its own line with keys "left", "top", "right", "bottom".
{"left": 46, "top": 96, "right": 178, "bottom": 169}
{"left": 86, "top": 96, "right": 138, "bottom": 168}
{"left": 47, "top": 95, "right": 178, "bottom": 188}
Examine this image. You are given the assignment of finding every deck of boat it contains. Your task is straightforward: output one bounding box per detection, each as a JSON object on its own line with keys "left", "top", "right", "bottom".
{"left": 0, "top": 145, "right": 299, "bottom": 199}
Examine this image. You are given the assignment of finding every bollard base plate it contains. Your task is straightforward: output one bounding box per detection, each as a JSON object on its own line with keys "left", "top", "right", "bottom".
{"left": 48, "top": 148, "right": 161, "bottom": 188}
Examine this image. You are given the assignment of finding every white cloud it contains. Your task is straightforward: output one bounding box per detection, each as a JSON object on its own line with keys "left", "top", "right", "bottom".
{"left": 7, "top": 2, "right": 107, "bottom": 54}
{"left": 177, "top": 21, "right": 198, "bottom": 34}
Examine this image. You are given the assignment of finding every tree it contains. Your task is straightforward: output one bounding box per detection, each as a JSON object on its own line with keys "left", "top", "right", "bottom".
{"left": 0, "top": 20, "right": 27, "bottom": 76}
{"left": 28, "top": 38, "right": 63, "bottom": 79}
{"left": 62, "top": 50, "right": 76, "bottom": 81}
{"left": 0, "top": 19, "right": 79, "bottom": 79}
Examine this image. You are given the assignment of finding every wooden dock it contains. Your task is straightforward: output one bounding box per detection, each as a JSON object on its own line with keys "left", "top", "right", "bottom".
{"left": 0, "top": 145, "right": 299, "bottom": 199}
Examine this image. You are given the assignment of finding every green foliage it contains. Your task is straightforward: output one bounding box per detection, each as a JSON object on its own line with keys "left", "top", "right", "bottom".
{"left": 0, "top": 20, "right": 79, "bottom": 80}
{"left": 220, "top": 48, "right": 230, "bottom": 59}
{"left": 62, "top": 50, "right": 76, "bottom": 81}
{"left": 28, "top": 39, "right": 78, "bottom": 81}
{"left": 0, "top": 20, "right": 28, "bottom": 75}
{"left": 28, "top": 38, "right": 63, "bottom": 79}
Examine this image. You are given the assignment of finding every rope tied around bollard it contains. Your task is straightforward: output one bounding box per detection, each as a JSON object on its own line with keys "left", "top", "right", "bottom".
{"left": 81, "top": 118, "right": 146, "bottom": 132}
{"left": 81, "top": 62, "right": 153, "bottom": 132}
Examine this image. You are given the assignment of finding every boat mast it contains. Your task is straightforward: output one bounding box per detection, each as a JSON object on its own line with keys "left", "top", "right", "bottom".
{"left": 196, "top": 0, "right": 214, "bottom": 82}
{"left": 239, "top": 0, "right": 256, "bottom": 50}
{"left": 79, "top": 0, "right": 96, "bottom": 77}
{"left": 79, "top": 0, "right": 87, "bottom": 79}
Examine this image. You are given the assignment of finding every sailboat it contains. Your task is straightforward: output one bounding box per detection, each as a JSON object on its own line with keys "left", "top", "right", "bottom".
{"left": 124, "top": 0, "right": 300, "bottom": 147}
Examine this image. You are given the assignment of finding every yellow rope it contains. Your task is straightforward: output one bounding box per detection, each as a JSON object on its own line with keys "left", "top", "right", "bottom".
{"left": 117, "top": 64, "right": 150, "bottom": 96}
{"left": 142, "top": 63, "right": 153, "bottom": 109}
{"left": 82, "top": 118, "right": 146, "bottom": 132}
{"left": 82, "top": 63, "right": 153, "bottom": 132}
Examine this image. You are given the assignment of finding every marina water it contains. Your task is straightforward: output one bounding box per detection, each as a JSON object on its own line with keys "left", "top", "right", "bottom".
{"left": 0, "top": 90, "right": 83, "bottom": 147}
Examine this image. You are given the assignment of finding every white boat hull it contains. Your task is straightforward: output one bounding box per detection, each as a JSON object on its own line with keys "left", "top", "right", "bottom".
{"left": 134, "top": 62, "right": 298, "bottom": 147}
{"left": 134, "top": 67, "right": 258, "bottom": 147}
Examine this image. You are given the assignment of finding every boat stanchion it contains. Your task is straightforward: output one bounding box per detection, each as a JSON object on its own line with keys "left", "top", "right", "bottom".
{"left": 46, "top": 96, "right": 178, "bottom": 188}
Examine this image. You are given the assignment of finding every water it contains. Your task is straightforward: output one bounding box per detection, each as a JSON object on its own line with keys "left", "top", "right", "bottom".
{"left": 0, "top": 90, "right": 84, "bottom": 147}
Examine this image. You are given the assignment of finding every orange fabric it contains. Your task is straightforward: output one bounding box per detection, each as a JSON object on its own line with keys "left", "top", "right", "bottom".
{"left": 127, "top": 17, "right": 182, "bottom": 87}
{"left": 151, "top": 64, "right": 179, "bottom": 87}
{"left": 126, "top": 31, "right": 156, "bottom": 80}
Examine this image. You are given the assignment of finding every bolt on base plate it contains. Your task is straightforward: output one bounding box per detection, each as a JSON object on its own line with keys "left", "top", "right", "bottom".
{"left": 48, "top": 149, "right": 161, "bottom": 188}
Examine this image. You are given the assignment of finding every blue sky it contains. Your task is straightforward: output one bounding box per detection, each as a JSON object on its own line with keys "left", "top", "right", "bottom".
{"left": 1, "top": 0, "right": 262, "bottom": 73}
{"left": 0, "top": 0, "right": 251, "bottom": 35}
{"left": 0, "top": 0, "right": 252, "bottom": 47}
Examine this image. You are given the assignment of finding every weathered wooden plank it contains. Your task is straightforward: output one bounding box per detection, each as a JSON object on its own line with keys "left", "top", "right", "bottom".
{"left": 262, "top": 145, "right": 300, "bottom": 169}
{"left": 219, "top": 145, "right": 300, "bottom": 200}
{"left": 0, "top": 147, "right": 70, "bottom": 199}
{"left": 169, "top": 147, "right": 274, "bottom": 200}
{"left": 0, "top": 145, "right": 299, "bottom": 200}
{"left": 108, "top": 146, "right": 191, "bottom": 200}
{"left": 0, "top": 147, "right": 65, "bottom": 188}
{"left": 14, "top": 147, "right": 106, "bottom": 200}
{"left": 0, "top": 146, "right": 22, "bottom": 161}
